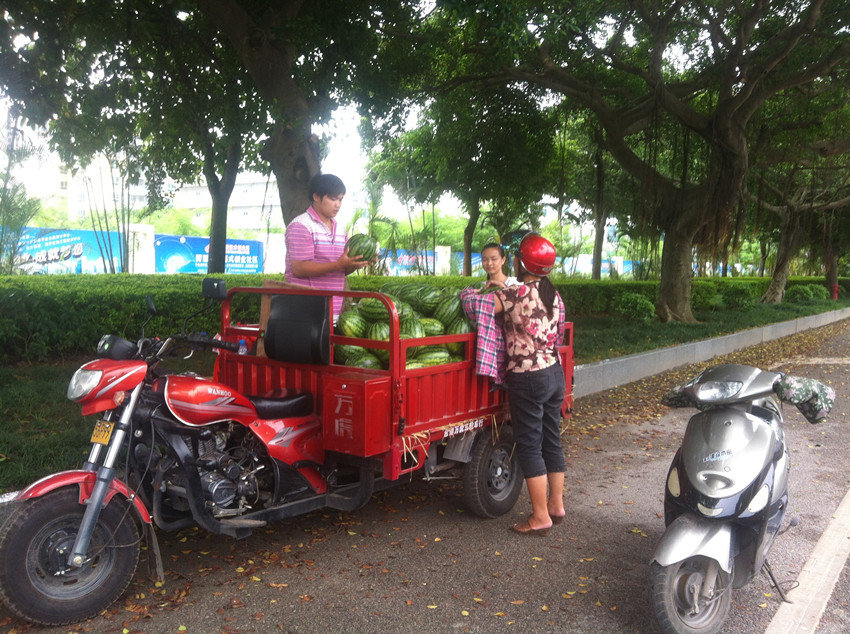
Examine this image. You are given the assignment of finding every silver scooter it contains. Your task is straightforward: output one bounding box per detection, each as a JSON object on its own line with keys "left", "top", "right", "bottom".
{"left": 650, "top": 364, "right": 808, "bottom": 634}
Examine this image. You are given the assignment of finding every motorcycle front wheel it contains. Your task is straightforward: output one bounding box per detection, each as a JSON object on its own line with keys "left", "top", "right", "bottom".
{"left": 0, "top": 487, "right": 141, "bottom": 626}
{"left": 650, "top": 557, "right": 732, "bottom": 634}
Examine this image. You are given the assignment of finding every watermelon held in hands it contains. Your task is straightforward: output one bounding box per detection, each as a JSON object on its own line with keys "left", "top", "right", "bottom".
{"left": 346, "top": 234, "right": 379, "bottom": 261}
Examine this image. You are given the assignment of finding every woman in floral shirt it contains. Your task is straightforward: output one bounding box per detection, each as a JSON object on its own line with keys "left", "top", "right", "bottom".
{"left": 494, "top": 233, "right": 566, "bottom": 536}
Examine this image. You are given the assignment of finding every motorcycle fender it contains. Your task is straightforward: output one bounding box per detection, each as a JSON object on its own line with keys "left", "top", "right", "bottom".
{"left": 15, "top": 469, "right": 153, "bottom": 524}
{"left": 651, "top": 513, "right": 733, "bottom": 573}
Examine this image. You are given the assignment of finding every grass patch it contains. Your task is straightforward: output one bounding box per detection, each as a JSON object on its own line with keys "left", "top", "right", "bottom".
{"left": 572, "top": 299, "right": 848, "bottom": 364}
{"left": 0, "top": 360, "right": 91, "bottom": 490}
{"left": 0, "top": 352, "right": 217, "bottom": 493}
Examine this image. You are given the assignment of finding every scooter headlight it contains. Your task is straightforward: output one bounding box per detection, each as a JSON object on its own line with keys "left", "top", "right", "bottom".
{"left": 67, "top": 368, "right": 103, "bottom": 401}
{"left": 747, "top": 484, "right": 771, "bottom": 514}
{"left": 696, "top": 381, "right": 743, "bottom": 402}
{"left": 667, "top": 467, "right": 681, "bottom": 497}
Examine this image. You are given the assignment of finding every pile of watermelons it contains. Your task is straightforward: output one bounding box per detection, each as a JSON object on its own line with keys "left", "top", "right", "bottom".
{"left": 335, "top": 281, "right": 473, "bottom": 369}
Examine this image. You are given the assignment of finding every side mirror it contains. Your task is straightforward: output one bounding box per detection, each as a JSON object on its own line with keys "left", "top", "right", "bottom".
{"left": 203, "top": 278, "right": 227, "bottom": 301}
{"left": 146, "top": 295, "right": 157, "bottom": 316}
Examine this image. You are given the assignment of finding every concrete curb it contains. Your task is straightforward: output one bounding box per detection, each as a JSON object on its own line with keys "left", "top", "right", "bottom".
{"left": 764, "top": 488, "right": 850, "bottom": 634}
{"left": 573, "top": 308, "right": 850, "bottom": 398}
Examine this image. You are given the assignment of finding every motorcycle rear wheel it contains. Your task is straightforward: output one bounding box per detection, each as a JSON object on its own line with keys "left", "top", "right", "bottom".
{"left": 463, "top": 425, "right": 523, "bottom": 518}
{"left": 0, "top": 488, "right": 141, "bottom": 626}
{"left": 650, "top": 557, "right": 732, "bottom": 634}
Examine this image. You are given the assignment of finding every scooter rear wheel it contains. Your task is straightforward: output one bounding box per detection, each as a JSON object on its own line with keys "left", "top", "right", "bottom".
{"left": 0, "top": 487, "right": 140, "bottom": 626}
{"left": 650, "top": 556, "right": 732, "bottom": 634}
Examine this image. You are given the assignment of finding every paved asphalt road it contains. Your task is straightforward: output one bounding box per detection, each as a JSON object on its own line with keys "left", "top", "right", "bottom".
{"left": 2, "top": 320, "right": 850, "bottom": 634}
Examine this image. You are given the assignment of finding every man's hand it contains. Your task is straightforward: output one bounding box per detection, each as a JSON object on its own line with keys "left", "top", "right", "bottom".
{"left": 340, "top": 247, "right": 373, "bottom": 275}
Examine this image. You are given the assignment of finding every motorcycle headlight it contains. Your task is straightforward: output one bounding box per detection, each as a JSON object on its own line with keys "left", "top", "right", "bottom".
{"left": 747, "top": 484, "right": 771, "bottom": 514}
{"left": 696, "top": 381, "right": 743, "bottom": 402}
{"left": 67, "top": 368, "right": 103, "bottom": 401}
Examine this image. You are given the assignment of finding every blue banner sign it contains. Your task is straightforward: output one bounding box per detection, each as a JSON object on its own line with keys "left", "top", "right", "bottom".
{"left": 378, "top": 249, "right": 436, "bottom": 276}
{"left": 16, "top": 227, "right": 124, "bottom": 275}
{"left": 154, "top": 234, "right": 262, "bottom": 274}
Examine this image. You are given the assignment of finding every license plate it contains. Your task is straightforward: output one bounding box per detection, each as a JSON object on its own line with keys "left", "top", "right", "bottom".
{"left": 91, "top": 420, "right": 114, "bottom": 445}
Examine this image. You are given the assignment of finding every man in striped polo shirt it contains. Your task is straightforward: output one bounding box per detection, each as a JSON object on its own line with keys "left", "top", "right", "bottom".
{"left": 285, "top": 174, "right": 370, "bottom": 318}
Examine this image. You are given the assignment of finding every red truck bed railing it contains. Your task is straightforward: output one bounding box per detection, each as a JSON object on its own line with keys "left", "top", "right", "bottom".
{"left": 214, "top": 286, "right": 573, "bottom": 481}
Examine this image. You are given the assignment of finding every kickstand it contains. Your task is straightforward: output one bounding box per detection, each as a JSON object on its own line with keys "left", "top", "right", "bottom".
{"left": 763, "top": 560, "right": 793, "bottom": 604}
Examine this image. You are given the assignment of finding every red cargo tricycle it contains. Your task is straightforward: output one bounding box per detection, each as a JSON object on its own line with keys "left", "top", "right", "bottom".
{"left": 0, "top": 279, "right": 573, "bottom": 626}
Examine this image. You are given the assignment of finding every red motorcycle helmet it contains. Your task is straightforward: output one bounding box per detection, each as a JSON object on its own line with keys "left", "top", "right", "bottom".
{"left": 518, "top": 233, "right": 557, "bottom": 276}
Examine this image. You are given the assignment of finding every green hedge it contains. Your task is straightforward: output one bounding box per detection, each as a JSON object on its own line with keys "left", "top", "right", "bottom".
{"left": 0, "top": 273, "right": 844, "bottom": 364}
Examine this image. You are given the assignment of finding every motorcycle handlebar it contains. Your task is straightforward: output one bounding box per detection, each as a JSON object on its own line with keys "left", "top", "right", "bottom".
{"left": 184, "top": 332, "right": 240, "bottom": 353}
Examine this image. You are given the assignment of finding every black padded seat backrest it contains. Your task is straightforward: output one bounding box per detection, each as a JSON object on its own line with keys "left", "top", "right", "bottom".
{"left": 263, "top": 294, "right": 330, "bottom": 365}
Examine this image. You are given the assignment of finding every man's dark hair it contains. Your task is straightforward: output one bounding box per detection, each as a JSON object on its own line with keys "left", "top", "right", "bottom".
{"left": 309, "top": 173, "right": 346, "bottom": 199}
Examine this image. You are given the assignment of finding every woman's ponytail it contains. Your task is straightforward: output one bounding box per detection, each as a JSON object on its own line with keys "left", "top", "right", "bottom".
{"left": 539, "top": 277, "right": 556, "bottom": 319}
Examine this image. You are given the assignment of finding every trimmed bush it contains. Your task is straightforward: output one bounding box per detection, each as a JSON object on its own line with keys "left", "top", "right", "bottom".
{"left": 1, "top": 272, "right": 846, "bottom": 364}
{"left": 611, "top": 292, "right": 655, "bottom": 323}
{"left": 785, "top": 284, "right": 828, "bottom": 303}
{"left": 720, "top": 283, "right": 756, "bottom": 310}
{"left": 691, "top": 280, "right": 721, "bottom": 311}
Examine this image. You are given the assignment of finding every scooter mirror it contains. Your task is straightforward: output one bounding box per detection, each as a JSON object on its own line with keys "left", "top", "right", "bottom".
{"left": 203, "top": 278, "right": 227, "bottom": 301}
{"left": 146, "top": 295, "right": 157, "bottom": 316}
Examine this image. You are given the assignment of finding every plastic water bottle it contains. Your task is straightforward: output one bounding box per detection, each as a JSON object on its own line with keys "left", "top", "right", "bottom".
{"left": 238, "top": 339, "right": 248, "bottom": 355}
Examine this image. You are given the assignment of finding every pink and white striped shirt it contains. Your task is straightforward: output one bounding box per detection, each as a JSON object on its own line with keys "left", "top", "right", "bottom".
{"left": 285, "top": 206, "right": 348, "bottom": 316}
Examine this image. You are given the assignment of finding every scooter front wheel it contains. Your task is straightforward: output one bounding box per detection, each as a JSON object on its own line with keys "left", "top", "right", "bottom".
{"left": 0, "top": 487, "right": 141, "bottom": 626}
{"left": 650, "top": 557, "right": 732, "bottom": 634}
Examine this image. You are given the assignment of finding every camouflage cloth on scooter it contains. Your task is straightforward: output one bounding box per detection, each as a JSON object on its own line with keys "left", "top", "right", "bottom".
{"left": 773, "top": 375, "right": 835, "bottom": 423}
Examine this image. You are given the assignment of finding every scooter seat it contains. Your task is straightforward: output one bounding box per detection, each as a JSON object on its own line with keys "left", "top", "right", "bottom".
{"left": 248, "top": 392, "right": 314, "bottom": 419}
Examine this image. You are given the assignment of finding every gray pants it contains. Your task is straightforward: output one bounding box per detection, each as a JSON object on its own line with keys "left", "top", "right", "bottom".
{"left": 506, "top": 363, "right": 567, "bottom": 478}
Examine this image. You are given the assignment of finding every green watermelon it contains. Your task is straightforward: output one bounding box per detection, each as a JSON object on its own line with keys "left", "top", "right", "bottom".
{"left": 346, "top": 233, "right": 379, "bottom": 260}
{"left": 396, "top": 284, "right": 426, "bottom": 303}
{"left": 400, "top": 333, "right": 420, "bottom": 359}
{"left": 449, "top": 354, "right": 465, "bottom": 363}
{"left": 347, "top": 352, "right": 382, "bottom": 369}
{"left": 400, "top": 318, "right": 426, "bottom": 339}
{"left": 419, "top": 317, "right": 445, "bottom": 337}
{"left": 366, "top": 321, "right": 391, "bottom": 363}
{"left": 410, "top": 285, "right": 443, "bottom": 315}
{"left": 434, "top": 294, "right": 463, "bottom": 327}
{"left": 405, "top": 360, "right": 427, "bottom": 370}
{"left": 445, "top": 318, "right": 471, "bottom": 355}
{"left": 336, "top": 310, "right": 369, "bottom": 338}
{"left": 394, "top": 300, "right": 414, "bottom": 320}
{"left": 380, "top": 282, "right": 404, "bottom": 296}
{"left": 357, "top": 297, "right": 390, "bottom": 322}
{"left": 416, "top": 346, "right": 452, "bottom": 366}
{"left": 334, "top": 344, "right": 368, "bottom": 364}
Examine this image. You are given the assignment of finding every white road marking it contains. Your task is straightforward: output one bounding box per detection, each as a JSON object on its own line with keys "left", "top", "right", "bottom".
{"left": 764, "top": 486, "right": 850, "bottom": 633}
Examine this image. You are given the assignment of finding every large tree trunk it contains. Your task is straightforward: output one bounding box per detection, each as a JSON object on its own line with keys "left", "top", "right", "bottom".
{"left": 197, "top": 0, "right": 320, "bottom": 226}
{"left": 462, "top": 194, "right": 481, "bottom": 276}
{"left": 759, "top": 239, "right": 770, "bottom": 276}
{"left": 760, "top": 212, "right": 801, "bottom": 303}
{"left": 823, "top": 235, "right": 839, "bottom": 297}
{"left": 204, "top": 140, "right": 241, "bottom": 273}
{"left": 262, "top": 126, "right": 320, "bottom": 225}
{"left": 656, "top": 221, "right": 697, "bottom": 323}
{"left": 591, "top": 142, "right": 606, "bottom": 280}
{"left": 591, "top": 218, "right": 606, "bottom": 280}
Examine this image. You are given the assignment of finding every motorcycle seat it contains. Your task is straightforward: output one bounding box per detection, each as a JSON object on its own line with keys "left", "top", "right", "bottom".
{"left": 248, "top": 391, "right": 314, "bottom": 419}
